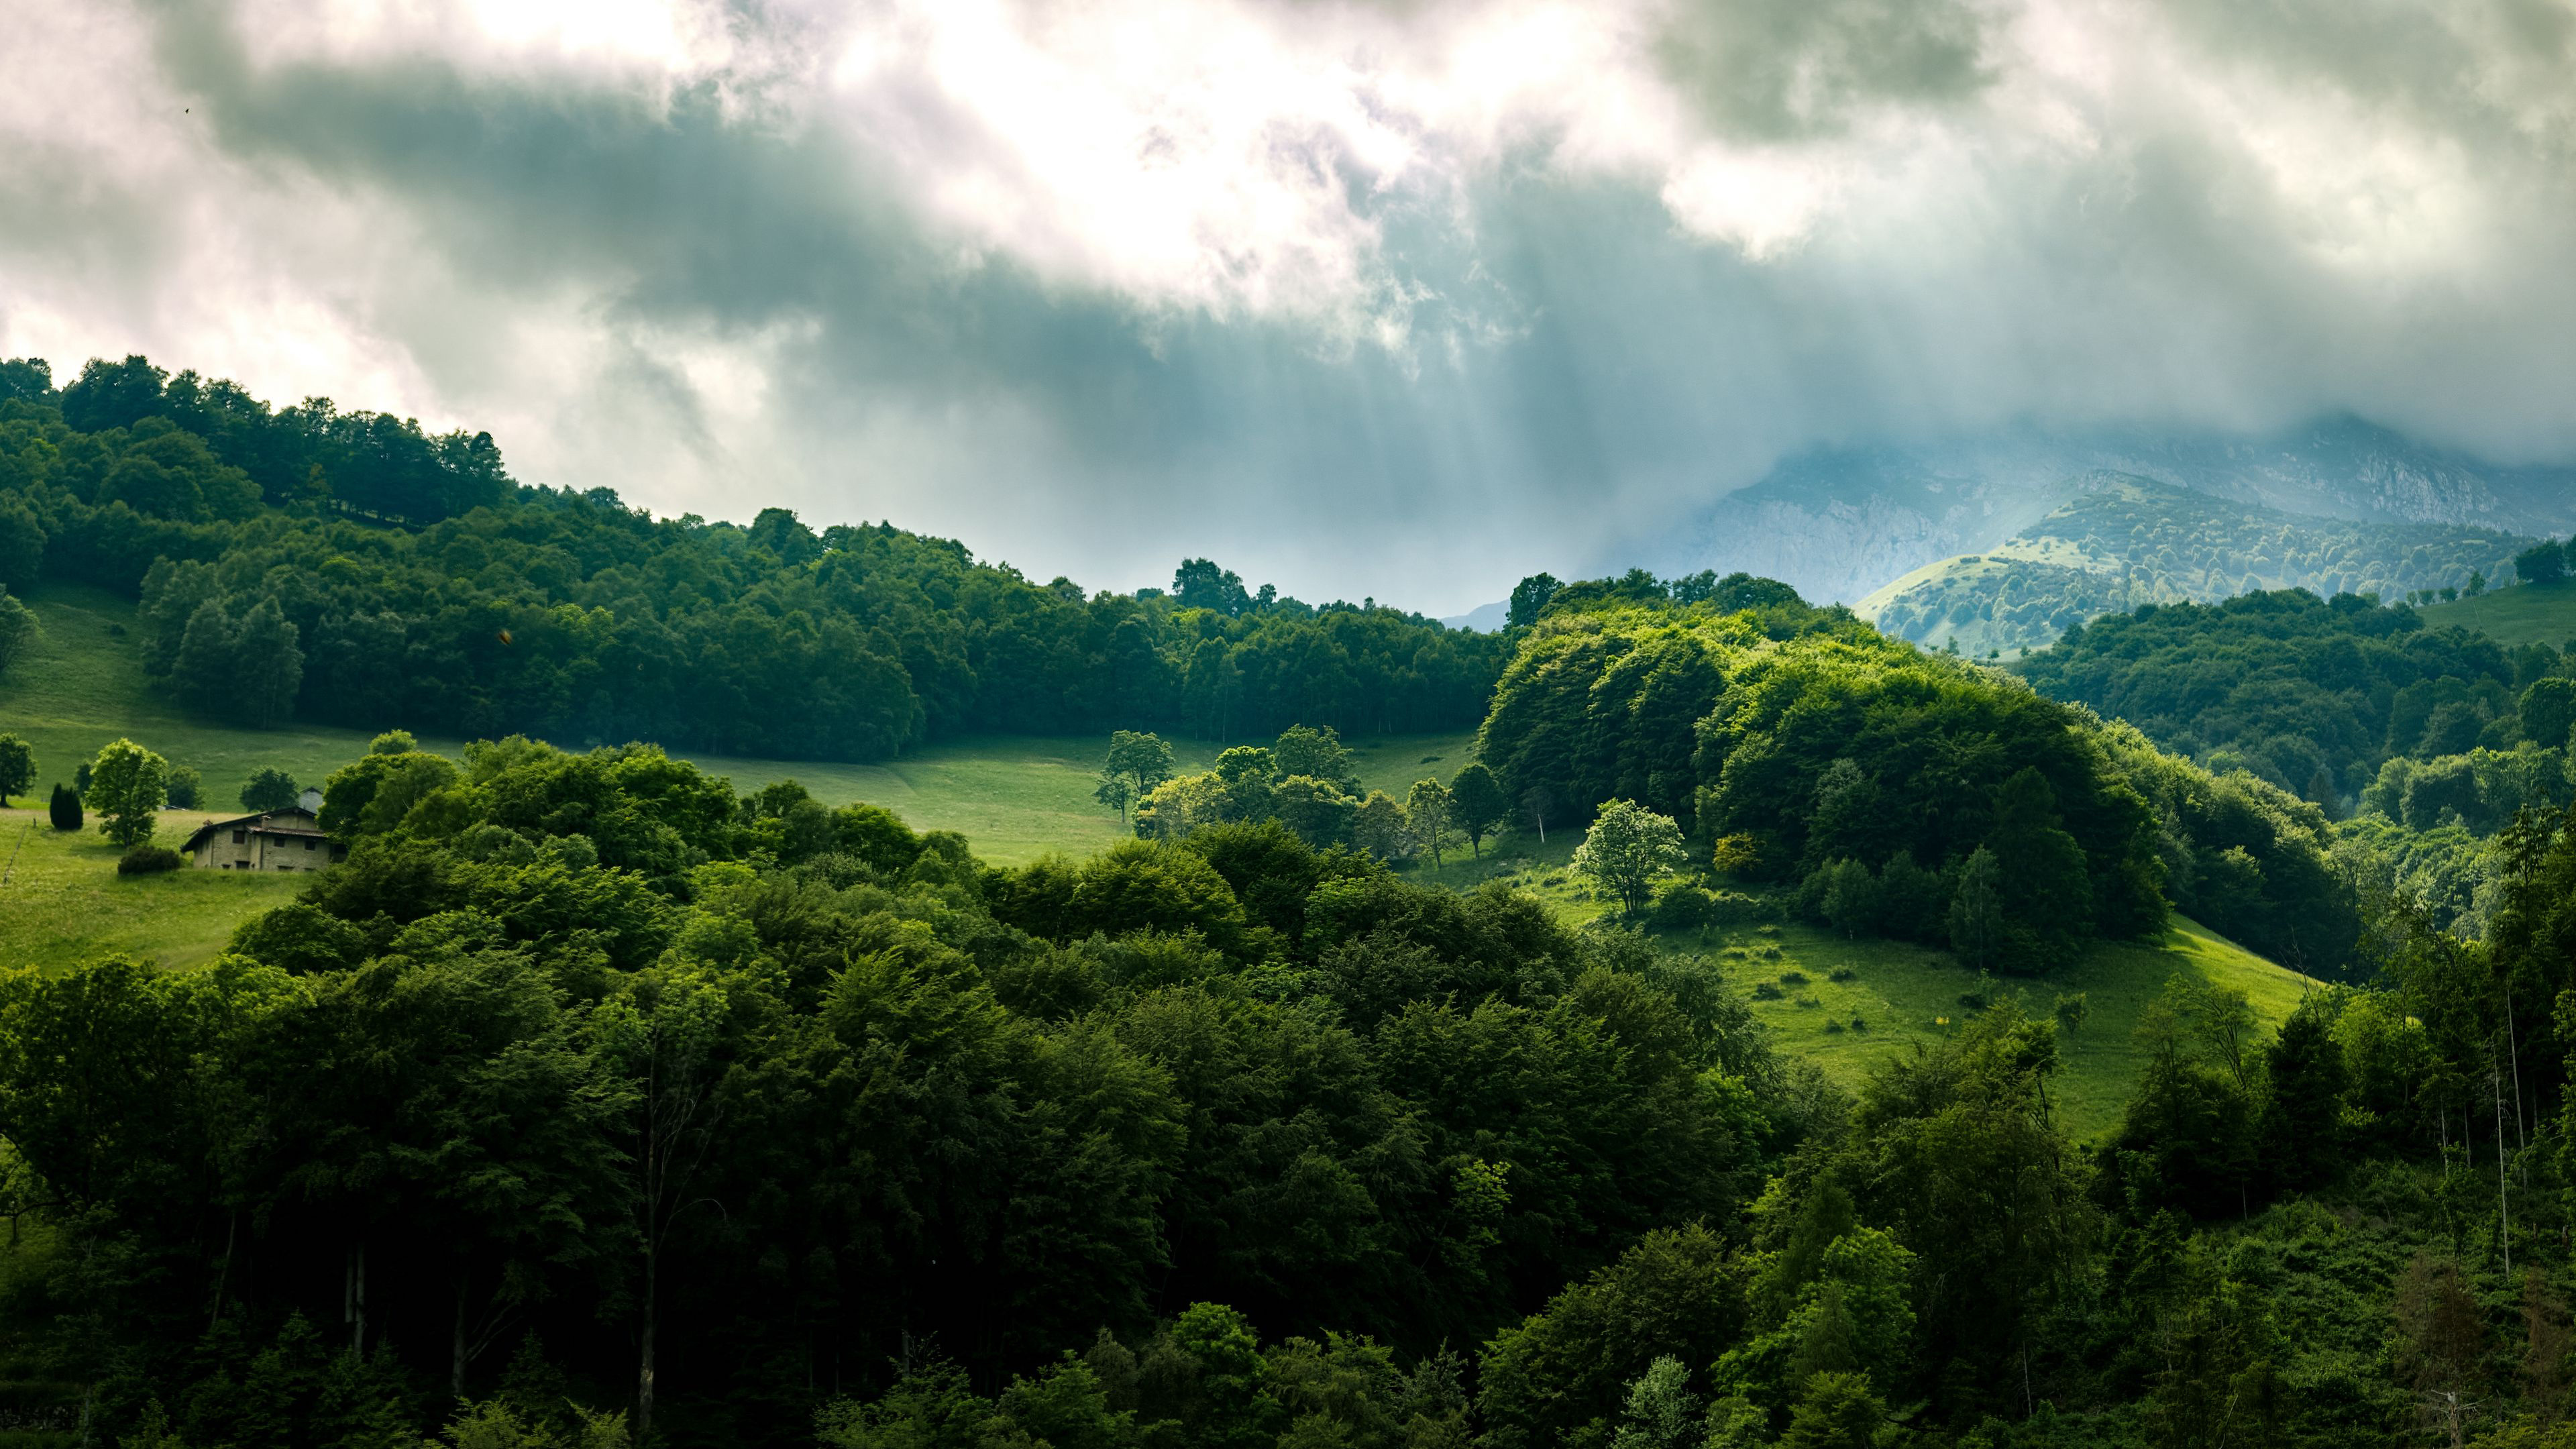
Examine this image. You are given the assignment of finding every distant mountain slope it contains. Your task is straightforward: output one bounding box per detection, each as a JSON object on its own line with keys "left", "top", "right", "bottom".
{"left": 1856, "top": 474, "right": 2531, "bottom": 654}
{"left": 1440, "top": 599, "right": 1509, "bottom": 633}
{"left": 1638, "top": 415, "right": 2576, "bottom": 605}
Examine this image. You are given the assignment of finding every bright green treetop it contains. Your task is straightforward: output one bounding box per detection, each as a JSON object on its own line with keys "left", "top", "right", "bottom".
{"left": 1572, "top": 800, "right": 1687, "bottom": 915}
{"left": 87, "top": 738, "right": 170, "bottom": 847}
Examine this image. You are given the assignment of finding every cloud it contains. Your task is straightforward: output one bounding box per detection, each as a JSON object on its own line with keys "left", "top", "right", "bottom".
{"left": 3, "top": 0, "right": 2574, "bottom": 613}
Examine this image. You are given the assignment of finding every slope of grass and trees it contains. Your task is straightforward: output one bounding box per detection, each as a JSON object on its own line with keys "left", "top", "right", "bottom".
{"left": 1860, "top": 473, "right": 2538, "bottom": 655}
{"left": 15, "top": 353, "right": 2576, "bottom": 1449}
{"left": 0, "top": 356, "right": 1505, "bottom": 763}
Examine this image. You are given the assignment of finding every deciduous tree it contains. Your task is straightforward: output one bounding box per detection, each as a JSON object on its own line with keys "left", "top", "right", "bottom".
{"left": 87, "top": 738, "right": 168, "bottom": 846}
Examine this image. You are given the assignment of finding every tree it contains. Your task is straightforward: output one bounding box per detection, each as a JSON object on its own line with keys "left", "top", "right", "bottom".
{"left": 1778, "top": 1373, "right": 1888, "bottom": 1449}
{"left": 1273, "top": 775, "right": 1358, "bottom": 848}
{"left": 231, "top": 598, "right": 305, "bottom": 727}
{"left": 164, "top": 763, "right": 203, "bottom": 810}
{"left": 1093, "top": 773, "right": 1135, "bottom": 822}
{"left": 2522, "top": 678, "right": 2576, "bottom": 751}
{"left": 1519, "top": 784, "right": 1556, "bottom": 845}
{"left": 1352, "top": 791, "right": 1413, "bottom": 861}
{"left": 2257, "top": 1001, "right": 2347, "bottom": 1192}
{"left": 1949, "top": 846, "right": 2006, "bottom": 971}
{"left": 1450, "top": 763, "right": 1506, "bottom": 860}
{"left": 0, "top": 733, "right": 31, "bottom": 807}
{"left": 241, "top": 767, "right": 301, "bottom": 812}
{"left": 1507, "top": 574, "right": 1562, "bottom": 630}
{"left": 87, "top": 738, "right": 169, "bottom": 846}
{"left": 1572, "top": 800, "right": 1688, "bottom": 915}
{"left": 0, "top": 587, "right": 36, "bottom": 677}
{"left": 48, "top": 782, "right": 80, "bottom": 831}
{"left": 1818, "top": 858, "right": 1880, "bottom": 939}
{"left": 1405, "top": 779, "right": 1455, "bottom": 867}
{"left": 592, "top": 964, "right": 731, "bottom": 1441}
{"left": 0, "top": 498, "right": 43, "bottom": 591}
{"left": 1102, "top": 731, "right": 1176, "bottom": 820}
{"left": 2514, "top": 539, "right": 2567, "bottom": 586}
{"left": 1273, "top": 724, "right": 1352, "bottom": 788}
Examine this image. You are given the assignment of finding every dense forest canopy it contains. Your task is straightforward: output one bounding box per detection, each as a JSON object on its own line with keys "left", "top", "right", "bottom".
{"left": 0, "top": 356, "right": 1505, "bottom": 757}
{"left": 2021, "top": 587, "right": 2576, "bottom": 940}
{"left": 13, "top": 724, "right": 2576, "bottom": 1448}
{"left": 1472, "top": 579, "right": 2357, "bottom": 976}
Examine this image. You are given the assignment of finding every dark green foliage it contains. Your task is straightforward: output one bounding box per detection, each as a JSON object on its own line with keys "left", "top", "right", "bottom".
{"left": 241, "top": 765, "right": 301, "bottom": 812}
{"left": 2514, "top": 538, "right": 2569, "bottom": 586}
{"left": 0, "top": 584, "right": 35, "bottom": 675}
{"left": 48, "top": 780, "right": 80, "bottom": 829}
{"left": 164, "top": 763, "right": 201, "bottom": 810}
{"left": 3, "top": 358, "right": 1505, "bottom": 761}
{"left": 1506, "top": 573, "right": 1561, "bottom": 630}
{"left": 0, "top": 731, "right": 31, "bottom": 806}
{"left": 2022, "top": 588, "right": 2556, "bottom": 806}
{"left": 116, "top": 843, "right": 180, "bottom": 873}
{"left": 1448, "top": 761, "right": 1507, "bottom": 859}
{"left": 1474, "top": 1224, "right": 1745, "bottom": 1449}
{"left": 0, "top": 729, "right": 1794, "bottom": 1446}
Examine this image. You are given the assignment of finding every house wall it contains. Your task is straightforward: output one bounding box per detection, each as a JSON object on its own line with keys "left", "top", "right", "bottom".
{"left": 189, "top": 814, "right": 335, "bottom": 872}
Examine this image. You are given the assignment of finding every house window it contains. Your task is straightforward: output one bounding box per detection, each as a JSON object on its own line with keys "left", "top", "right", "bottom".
{"left": 304, "top": 838, "right": 317, "bottom": 850}
{"left": 231, "top": 829, "right": 248, "bottom": 844}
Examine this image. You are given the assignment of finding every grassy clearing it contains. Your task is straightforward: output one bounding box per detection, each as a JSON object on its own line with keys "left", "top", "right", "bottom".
{"left": 0, "top": 808, "right": 303, "bottom": 973}
{"left": 0, "top": 584, "right": 442, "bottom": 810}
{"left": 2418, "top": 579, "right": 2576, "bottom": 649}
{"left": 683, "top": 729, "right": 1481, "bottom": 867}
{"left": 0, "top": 584, "right": 1479, "bottom": 866}
{"left": 1406, "top": 845, "right": 2318, "bottom": 1141}
{"left": 2, "top": 585, "right": 2314, "bottom": 1134}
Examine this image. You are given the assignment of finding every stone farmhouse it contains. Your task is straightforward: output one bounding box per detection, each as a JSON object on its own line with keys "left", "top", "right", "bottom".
{"left": 182, "top": 807, "right": 345, "bottom": 871}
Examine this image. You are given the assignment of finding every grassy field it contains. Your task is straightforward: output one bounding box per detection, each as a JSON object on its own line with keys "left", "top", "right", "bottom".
{"left": 2418, "top": 578, "right": 2576, "bottom": 649}
{"left": 0, "top": 808, "right": 304, "bottom": 973}
{"left": 0, "top": 583, "right": 1477, "bottom": 865}
{"left": 1408, "top": 843, "right": 2318, "bottom": 1141}
{"left": 2, "top": 584, "right": 2317, "bottom": 1136}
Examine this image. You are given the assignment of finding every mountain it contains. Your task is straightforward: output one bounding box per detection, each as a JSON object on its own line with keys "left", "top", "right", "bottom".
{"left": 1854, "top": 474, "right": 2532, "bottom": 654}
{"left": 1635, "top": 415, "right": 2576, "bottom": 606}
{"left": 1440, "top": 600, "right": 1509, "bottom": 632}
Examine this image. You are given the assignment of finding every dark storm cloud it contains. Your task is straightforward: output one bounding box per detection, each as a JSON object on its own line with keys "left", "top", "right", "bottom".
{"left": 5, "top": 0, "right": 2575, "bottom": 613}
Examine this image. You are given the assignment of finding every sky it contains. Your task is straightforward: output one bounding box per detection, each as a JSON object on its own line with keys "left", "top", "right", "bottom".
{"left": 5, "top": 0, "right": 2575, "bottom": 615}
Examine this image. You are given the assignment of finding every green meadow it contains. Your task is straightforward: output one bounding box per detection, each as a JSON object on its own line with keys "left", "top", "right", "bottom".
{"left": 0, "top": 582, "right": 1476, "bottom": 865}
{"left": 1, "top": 584, "right": 2308, "bottom": 1138}
{"left": 2418, "top": 577, "right": 2576, "bottom": 649}
{"left": 0, "top": 807, "right": 303, "bottom": 973}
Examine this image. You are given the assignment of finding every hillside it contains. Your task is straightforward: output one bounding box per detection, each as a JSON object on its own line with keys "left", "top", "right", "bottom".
{"left": 1858, "top": 474, "right": 2530, "bottom": 653}
{"left": 1424, "top": 841, "right": 2314, "bottom": 1142}
{"left": 0, "top": 584, "right": 1477, "bottom": 868}
{"left": 2418, "top": 576, "right": 2576, "bottom": 648}
{"left": 1635, "top": 414, "right": 2576, "bottom": 606}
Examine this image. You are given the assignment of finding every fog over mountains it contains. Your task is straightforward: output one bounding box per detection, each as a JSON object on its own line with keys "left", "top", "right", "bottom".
{"left": 1636, "top": 416, "right": 2576, "bottom": 609}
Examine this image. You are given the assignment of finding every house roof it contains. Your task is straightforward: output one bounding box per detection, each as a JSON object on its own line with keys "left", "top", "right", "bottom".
{"left": 181, "top": 807, "right": 328, "bottom": 852}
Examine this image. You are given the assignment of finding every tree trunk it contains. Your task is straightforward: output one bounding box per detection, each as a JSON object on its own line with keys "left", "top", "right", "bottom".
{"left": 638, "top": 1242, "right": 657, "bottom": 1442}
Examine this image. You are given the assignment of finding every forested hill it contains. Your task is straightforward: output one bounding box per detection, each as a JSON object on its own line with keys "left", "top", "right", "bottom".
{"left": 0, "top": 355, "right": 1505, "bottom": 758}
{"left": 1860, "top": 474, "right": 2532, "bottom": 655}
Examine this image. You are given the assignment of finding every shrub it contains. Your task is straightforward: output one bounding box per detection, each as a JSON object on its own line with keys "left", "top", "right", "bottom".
{"left": 1779, "top": 969, "right": 1810, "bottom": 985}
{"left": 1752, "top": 982, "right": 1784, "bottom": 1001}
{"left": 165, "top": 764, "right": 203, "bottom": 810}
{"left": 1850, "top": 1016, "right": 1870, "bottom": 1032}
{"left": 1649, "top": 879, "right": 1718, "bottom": 930}
{"left": 1829, "top": 967, "right": 1858, "bottom": 983}
{"left": 118, "top": 844, "right": 182, "bottom": 875}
